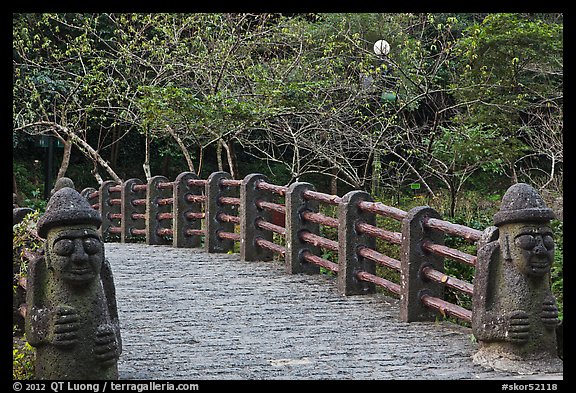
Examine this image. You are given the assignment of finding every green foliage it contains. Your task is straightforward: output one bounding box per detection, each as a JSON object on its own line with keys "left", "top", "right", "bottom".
{"left": 13, "top": 337, "right": 35, "bottom": 380}
{"left": 13, "top": 210, "right": 44, "bottom": 282}
{"left": 550, "top": 219, "right": 563, "bottom": 320}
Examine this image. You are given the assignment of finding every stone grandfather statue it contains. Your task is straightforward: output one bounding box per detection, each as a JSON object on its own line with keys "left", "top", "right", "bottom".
{"left": 25, "top": 180, "right": 122, "bottom": 379}
{"left": 472, "top": 183, "right": 562, "bottom": 374}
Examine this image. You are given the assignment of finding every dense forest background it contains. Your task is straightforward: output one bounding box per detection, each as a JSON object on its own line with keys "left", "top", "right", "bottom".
{"left": 13, "top": 13, "right": 562, "bottom": 218}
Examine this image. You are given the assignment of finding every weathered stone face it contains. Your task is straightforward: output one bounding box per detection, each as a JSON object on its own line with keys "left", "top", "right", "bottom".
{"left": 472, "top": 183, "right": 561, "bottom": 374}
{"left": 46, "top": 226, "right": 104, "bottom": 285}
{"left": 26, "top": 185, "right": 121, "bottom": 380}
{"left": 500, "top": 223, "right": 554, "bottom": 278}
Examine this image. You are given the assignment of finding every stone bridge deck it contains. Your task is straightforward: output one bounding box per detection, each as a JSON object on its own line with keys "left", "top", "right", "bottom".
{"left": 108, "top": 243, "right": 561, "bottom": 380}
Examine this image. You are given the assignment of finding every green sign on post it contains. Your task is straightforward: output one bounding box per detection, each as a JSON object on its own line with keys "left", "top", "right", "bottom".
{"left": 410, "top": 183, "right": 421, "bottom": 190}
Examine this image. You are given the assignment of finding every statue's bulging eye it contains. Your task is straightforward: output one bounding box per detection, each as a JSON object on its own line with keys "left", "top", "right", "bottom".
{"left": 83, "top": 237, "right": 102, "bottom": 255}
{"left": 53, "top": 239, "right": 74, "bottom": 256}
{"left": 515, "top": 234, "right": 536, "bottom": 250}
{"left": 543, "top": 235, "right": 554, "bottom": 250}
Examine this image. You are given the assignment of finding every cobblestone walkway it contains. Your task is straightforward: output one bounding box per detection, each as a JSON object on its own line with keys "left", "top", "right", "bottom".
{"left": 106, "top": 243, "right": 561, "bottom": 380}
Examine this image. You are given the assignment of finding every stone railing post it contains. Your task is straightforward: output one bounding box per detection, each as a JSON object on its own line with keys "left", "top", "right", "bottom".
{"left": 471, "top": 183, "right": 562, "bottom": 373}
{"left": 173, "top": 171, "right": 203, "bottom": 248}
{"left": 80, "top": 187, "right": 99, "bottom": 212}
{"left": 205, "top": 171, "right": 235, "bottom": 253}
{"left": 121, "top": 178, "right": 146, "bottom": 243}
{"left": 99, "top": 180, "right": 121, "bottom": 242}
{"left": 146, "top": 175, "right": 172, "bottom": 246}
{"left": 400, "top": 206, "right": 444, "bottom": 322}
{"left": 285, "top": 182, "right": 320, "bottom": 274}
{"left": 337, "top": 190, "right": 377, "bottom": 295}
{"left": 240, "top": 173, "right": 273, "bottom": 262}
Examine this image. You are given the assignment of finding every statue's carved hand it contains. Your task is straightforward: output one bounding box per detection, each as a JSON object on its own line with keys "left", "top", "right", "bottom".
{"left": 95, "top": 324, "right": 119, "bottom": 367}
{"left": 541, "top": 299, "right": 559, "bottom": 328}
{"left": 52, "top": 305, "right": 80, "bottom": 348}
{"left": 508, "top": 310, "right": 530, "bottom": 344}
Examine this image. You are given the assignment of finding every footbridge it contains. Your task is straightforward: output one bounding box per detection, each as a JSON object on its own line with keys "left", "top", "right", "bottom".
{"left": 111, "top": 242, "right": 515, "bottom": 380}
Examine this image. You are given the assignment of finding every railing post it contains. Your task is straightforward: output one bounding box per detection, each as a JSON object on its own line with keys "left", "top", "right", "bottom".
{"left": 80, "top": 187, "right": 99, "bottom": 212}
{"left": 205, "top": 171, "right": 235, "bottom": 253}
{"left": 400, "top": 206, "right": 444, "bottom": 322}
{"left": 121, "top": 178, "right": 146, "bottom": 243}
{"left": 146, "top": 175, "right": 172, "bottom": 246}
{"left": 337, "top": 190, "right": 376, "bottom": 295}
{"left": 240, "top": 173, "right": 273, "bottom": 262}
{"left": 99, "top": 180, "right": 120, "bottom": 242}
{"left": 173, "top": 171, "right": 202, "bottom": 248}
{"left": 285, "top": 182, "right": 320, "bottom": 274}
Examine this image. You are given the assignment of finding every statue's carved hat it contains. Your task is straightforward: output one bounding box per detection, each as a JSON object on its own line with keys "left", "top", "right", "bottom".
{"left": 37, "top": 178, "right": 102, "bottom": 238}
{"left": 493, "top": 183, "right": 555, "bottom": 226}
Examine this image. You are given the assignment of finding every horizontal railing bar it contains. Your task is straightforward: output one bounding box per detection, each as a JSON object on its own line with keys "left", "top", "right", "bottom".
{"left": 185, "top": 212, "right": 205, "bottom": 220}
{"left": 302, "top": 250, "right": 339, "bottom": 273}
{"left": 187, "top": 179, "right": 208, "bottom": 187}
{"left": 185, "top": 228, "right": 205, "bottom": 237}
{"left": 420, "top": 293, "right": 472, "bottom": 324}
{"left": 255, "top": 218, "right": 286, "bottom": 237}
{"left": 157, "top": 212, "right": 173, "bottom": 221}
{"left": 356, "top": 271, "right": 401, "bottom": 295}
{"left": 108, "top": 213, "right": 122, "bottom": 220}
{"left": 132, "top": 184, "right": 148, "bottom": 192}
{"left": 157, "top": 197, "right": 174, "bottom": 206}
{"left": 91, "top": 203, "right": 100, "bottom": 210}
{"left": 300, "top": 231, "right": 339, "bottom": 252}
{"left": 157, "top": 228, "right": 173, "bottom": 236}
{"left": 302, "top": 190, "right": 342, "bottom": 205}
{"left": 356, "top": 222, "right": 402, "bottom": 245}
{"left": 220, "top": 179, "right": 242, "bottom": 187}
{"left": 256, "top": 180, "right": 287, "bottom": 196}
{"left": 186, "top": 194, "right": 207, "bottom": 203}
{"left": 422, "top": 241, "right": 477, "bottom": 267}
{"left": 88, "top": 191, "right": 100, "bottom": 199}
{"left": 255, "top": 237, "right": 286, "bottom": 256}
{"left": 357, "top": 201, "right": 407, "bottom": 221}
{"left": 131, "top": 213, "right": 146, "bottom": 220}
{"left": 256, "top": 200, "right": 286, "bottom": 215}
{"left": 421, "top": 266, "right": 474, "bottom": 296}
{"left": 109, "top": 198, "right": 121, "bottom": 205}
{"left": 109, "top": 226, "right": 122, "bottom": 234}
{"left": 357, "top": 246, "right": 401, "bottom": 271}
{"left": 218, "top": 196, "right": 241, "bottom": 206}
{"left": 108, "top": 185, "right": 122, "bottom": 193}
{"left": 218, "top": 212, "right": 241, "bottom": 224}
{"left": 132, "top": 199, "right": 146, "bottom": 206}
{"left": 217, "top": 231, "right": 241, "bottom": 241}
{"left": 130, "top": 229, "right": 146, "bottom": 236}
{"left": 301, "top": 210, "right": 339, "bottom": 228}
{"left": 157, "top": 181, "right": 175, "bottom": 190}
{"left": 424, "top": 217, "right": 482, "bottom": 243}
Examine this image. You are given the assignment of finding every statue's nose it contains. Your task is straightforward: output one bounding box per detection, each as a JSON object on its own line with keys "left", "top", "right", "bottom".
{"left": 70, "top": 238, "right": 89, "bottom": 265}
{"left": 533, "top": 236, "right": 547, "bottom": 255}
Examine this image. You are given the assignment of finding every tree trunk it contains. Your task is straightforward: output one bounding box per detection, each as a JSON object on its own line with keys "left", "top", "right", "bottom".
{"left": 216, "top": 140, "right": 224, "bottom": 172}
{"left": 165, "top": 125, "right": 196, "bottom": 174}
{"left": 56, "top": 136, "right": 72, "bottom": 181}
{"left": 16, "top": 122, "right": 122, "bottom": 184}
{"left": 221, "top": 139, "right": 237, "bottom": 179}
{"left": 143, "top": 130, "right": 152, "bottom": 181}
{"left": 197, "top": 146, "right": 204, "bottom": 176}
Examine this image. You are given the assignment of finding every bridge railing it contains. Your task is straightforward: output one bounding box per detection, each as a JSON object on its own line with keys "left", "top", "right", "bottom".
{"left": 81, "top": 170, "right": 481, "bottom": 325}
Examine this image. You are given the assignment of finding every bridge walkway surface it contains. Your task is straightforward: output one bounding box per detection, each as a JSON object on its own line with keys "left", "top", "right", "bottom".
{"left": 107, "top": 243, "right": 562, "bottom": 380}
